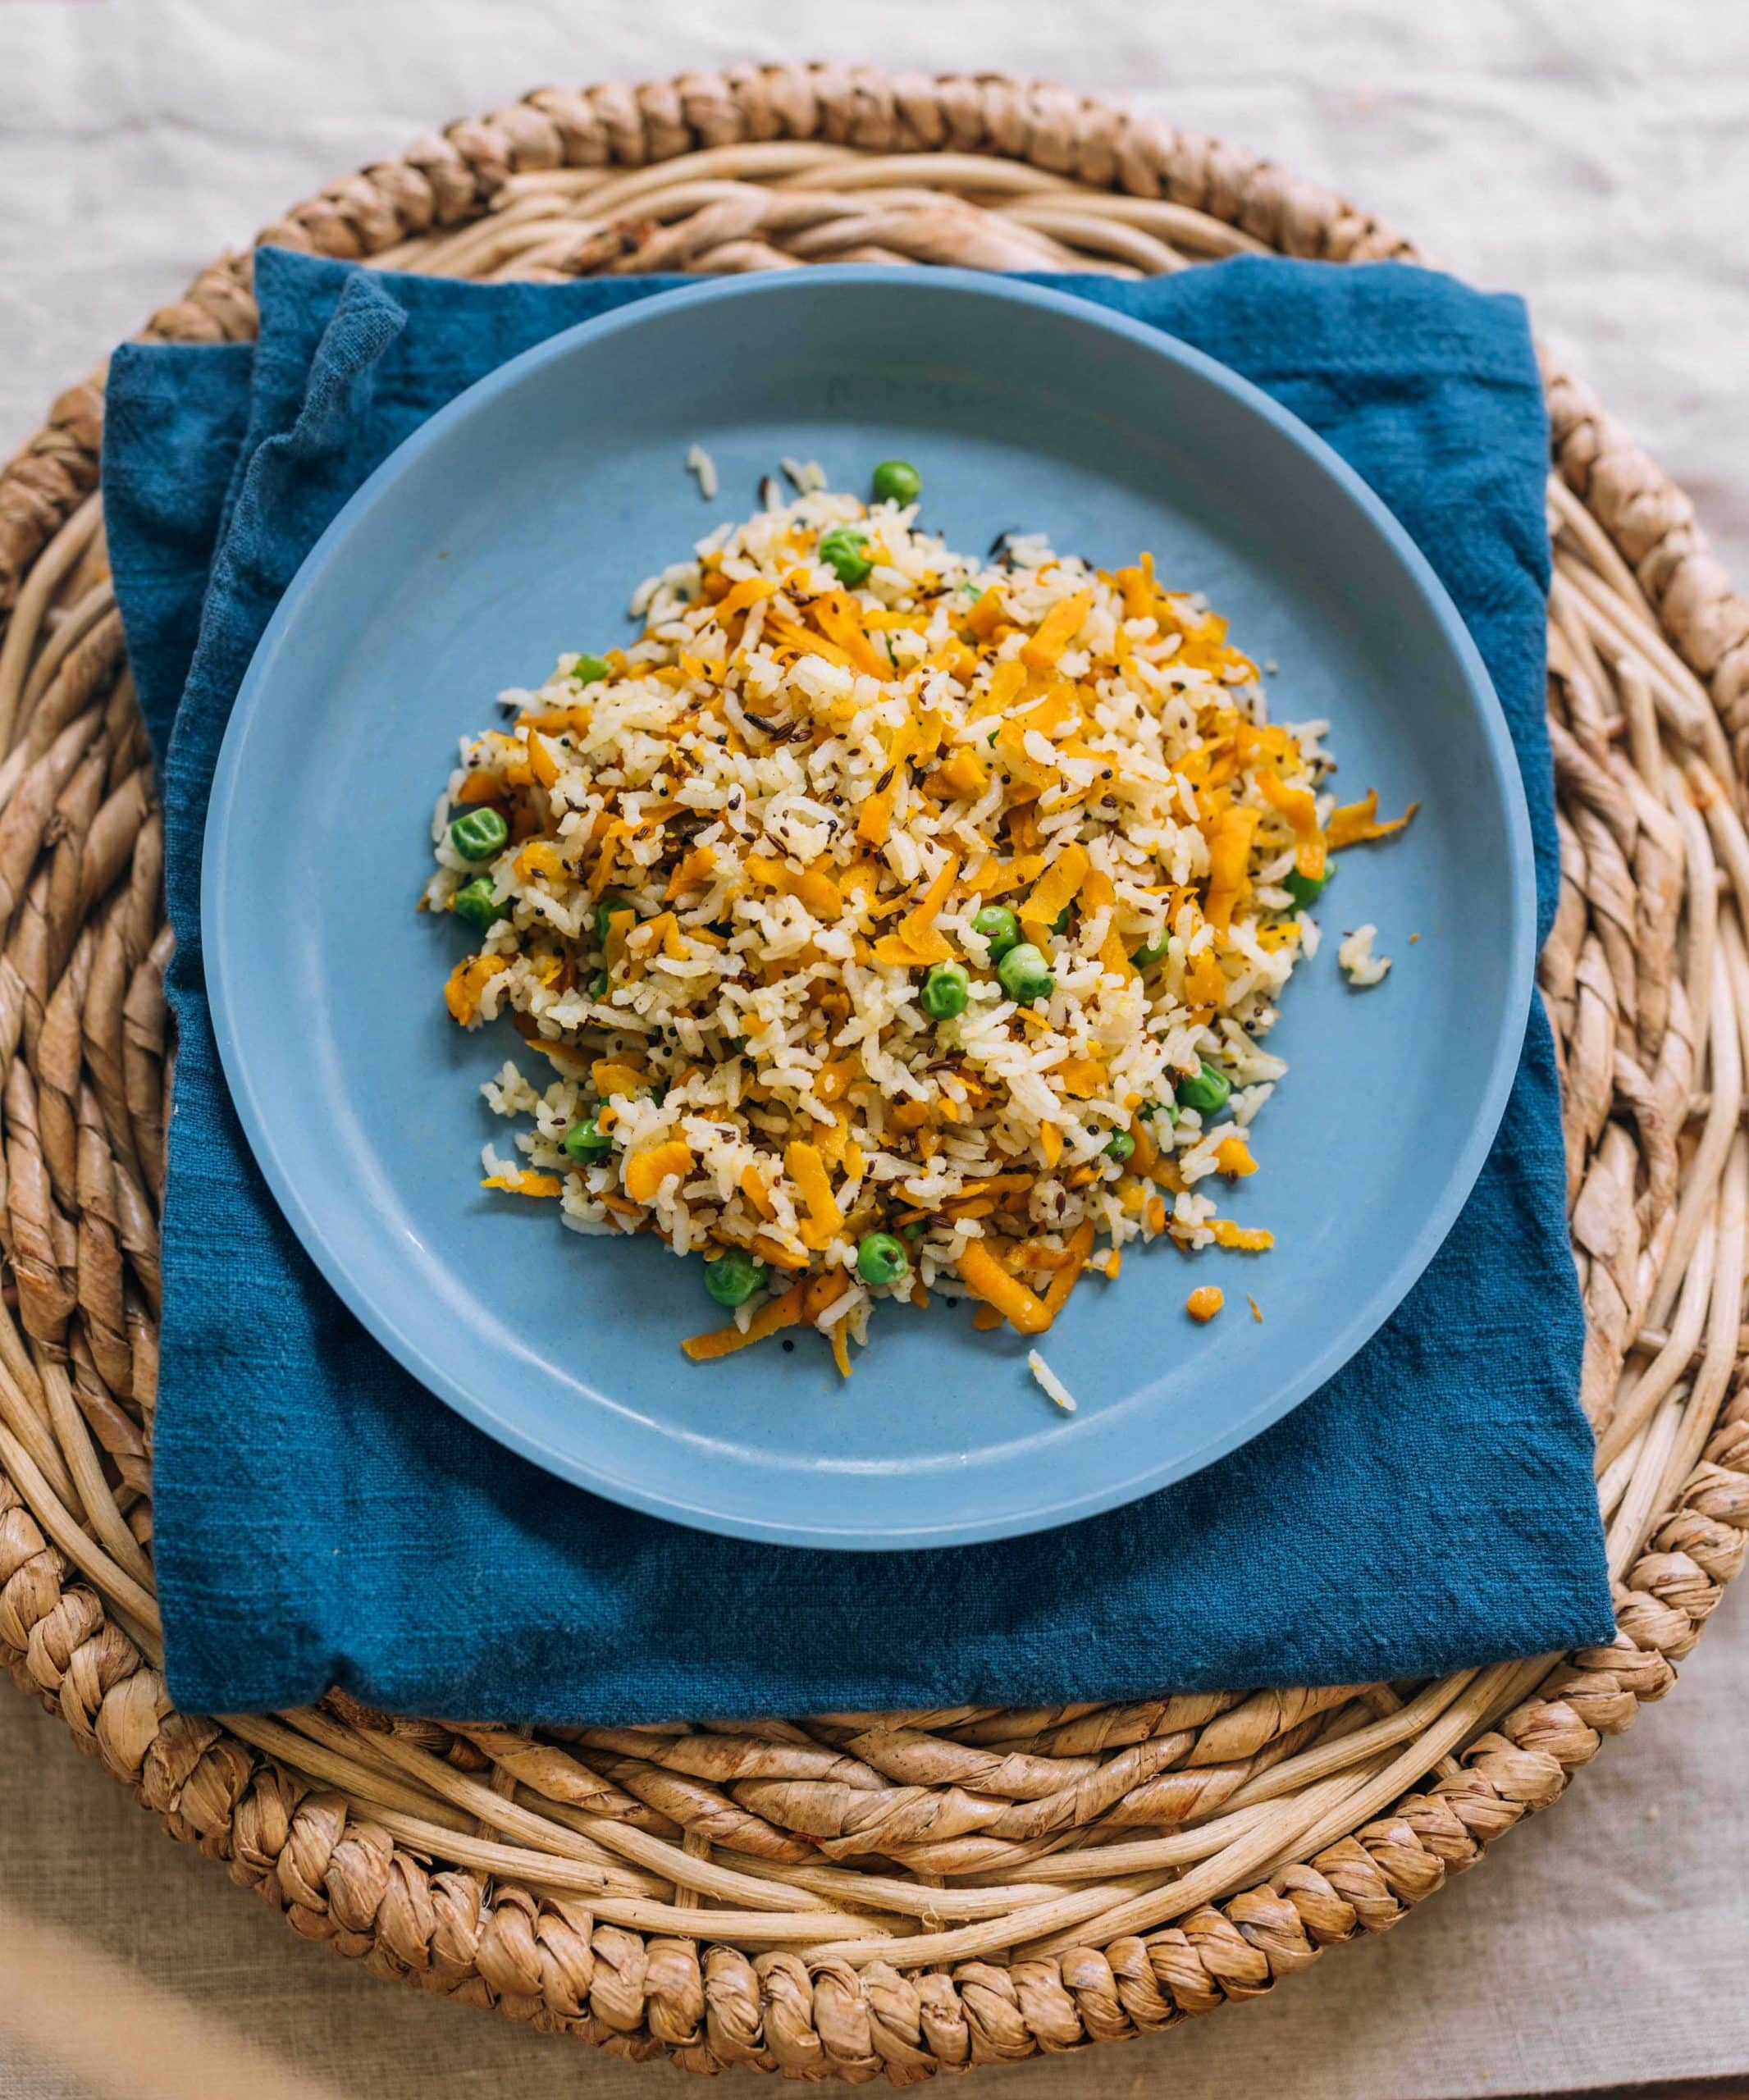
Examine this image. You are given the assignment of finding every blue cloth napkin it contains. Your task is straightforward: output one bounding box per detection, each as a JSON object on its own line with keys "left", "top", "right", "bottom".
{"left": 103, "top": 245, "right": 1612, "bottom": 1724}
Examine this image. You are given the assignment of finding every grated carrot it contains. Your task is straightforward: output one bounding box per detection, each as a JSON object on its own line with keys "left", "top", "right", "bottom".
{"left": 1020, "top": 590, "right": 1092, "bottom": 673}
{"left": 815, "top": 1059, "right": 856, "bottom": 1104}
{"left": 802, "top": 1271, "right": 850, "bottom": 1324}
{"left": 1040, "top": 1219, "right": 1098, "bottom": 1322}
{"left": 1203, "top": 806, "right": 1262, "bottom": 933}
{"left": 874, "top": 852, "right": 960, "bottom": 968}
{"left": 857, "top": 718, "right": 922, "bottom": 847}
{"left": 1258, "top": 771, "right": 1325, "bottom": 882}
{"left": 480, "top": 1170, "right": 562, "bottom": 1198}
{"left": 1055, "top": 1055, "right": 1107, "bottom": 1098}
{"left": 964, "top": 587, "right": 1005, "bottom": 639}
{"left": 957, "top": 1240, "right": 1053, "bottom": 1335}
{"left": 751, "top": 1233, "right": 808, "bottom": 1271}
{"left": 586, "top": 819, "right": 629, "bottom": 898}
{"left": 444, "top": 954, "right": 504, "bottom": 1025}
{"left": 1112, "top": 554, "right": 1155, "bottom": 620}
{"left": 811, "top": 591, "right": 890, "bottom": 679}
{"left": 664, "top": 842, "right": 716, "bottom": 899}
{"left": 525, "top": 728, "right": 561, "bottom": 790}
{"left": 792, "top": 866, "right": 841, "bottom": 917}
{"left": 1021, "top": 842, "right": 1089, "bottom": 947}
{"left": 1009, "top": 1241, "right": 1076, "bottom": 1271}
{"left": 1327, "top": 789, "right": 1420, "bottom": 851}
{"left": 1186, "top": 1285, "right": 1224, "bottom": 1322}
{"left": 717, "top": 574, "right": 779, "bottom": 618}
{"left": 682, "top": 1282, "right": 806, "bottom": 1362}
{"left": 513, "top": 840, "right": 564, "bottom": 883}
{"left": 1213, "top": 1220, "right": 1274, "bottom": 1251}
{"left": 624, "top": 1139, "right": 692, "bottom": 1204}
{"left": 785, "top": 1140, "right": 845, "bottom": 1248}
{"left": 938, "top": 746, "right": 989, "bottom": 799}
{"left": 1098, "top": 924, "right": 1137, "bottom": 981}
{"left": 591, "top": 1058, "right": 645, "bottom": 1099}
{"left": 1215, "top": 1136, "right": 1258, "bottom": 1179}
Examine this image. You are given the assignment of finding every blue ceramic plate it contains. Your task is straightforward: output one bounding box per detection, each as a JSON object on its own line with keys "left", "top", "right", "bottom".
{"left": 206, "top": 268, "right": 1533, "bottom": 1548}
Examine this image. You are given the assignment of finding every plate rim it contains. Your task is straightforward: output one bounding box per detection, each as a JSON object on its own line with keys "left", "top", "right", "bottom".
{"left": 203, "top": 264, "right": 1538, "bottom": 1548}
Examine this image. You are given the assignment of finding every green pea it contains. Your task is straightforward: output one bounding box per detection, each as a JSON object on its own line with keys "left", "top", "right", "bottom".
{"left": 973, "top": 904, "right": 1021, "bottom": 961}
{"left": 1104, "top": 1129, "right": 1136, "bottom": 1163}
{"left": 450, "top": 877, "right": 502, "bottom": 933}
{"left": 1131, "top": 934, "right": 1171, "bottom": 970}
{"left": 705, "top": 1246, "right": 767, "bottom": 1308}
{"left": 1176, "top": 1061, "right": 1232, "bottom": 1115}
{"left": 920, "top": 961, "right": 970, "bottom": 1021}
{"left": 1138, "top": 1099, "right": 1178, "bottom": 1125}
{"left": 1052, "top": 904, "right": 1072, "bottom": 936}
{"left": 899, "top": 1220, "right": 925, "bottom": 1241}
{"left": 562, "top": 1114, "right": 613, "bottom": 1163}
{"left": 595, "top": 892, "right": 634, "bottom": 942}
{"left": 589, "top": 970, "right": 609, "bottom": 998}
{"left": 1283, "top": 863, "right": 1333, "bottom": 908}
{"left": 870, "top": 459, "right": 922, "bottom": 504}
{"left": 819, "top": 526, "right": 872, "bottom": 587}
{"left": 856, "top": 1230, "right": 911, "bottom": 1288}
{"left": 572, "top": 652, "right": 611, "bottom": 685}
{"left": 449, "top": 806, "right": 508, "bottom": 862}
{"left": 997, "top": 941, "right": 1055, "bottom": 1005}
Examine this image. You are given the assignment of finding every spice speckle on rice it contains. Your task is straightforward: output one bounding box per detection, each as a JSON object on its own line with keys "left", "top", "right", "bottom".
{"left": 424, "top": 464, "right": 1416, "bottom": 1381}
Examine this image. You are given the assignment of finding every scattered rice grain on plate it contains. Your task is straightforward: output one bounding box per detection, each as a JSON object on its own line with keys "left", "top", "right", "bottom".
{"left": 426, "top": 472, "right": 1416, "bottom": 1375}
{"left": 685, "top": 444, "right": 719, "bottom": 499}
{"left": 1027, "top": 1347, "right": 1078, "bottom": 1413}
{"left": 1337, "top": 923, "right": 1392, "bottom": 987}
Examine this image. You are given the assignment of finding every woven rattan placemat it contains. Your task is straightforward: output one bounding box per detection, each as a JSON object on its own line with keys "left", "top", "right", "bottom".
{"left": 1, "top": 66, "right": 1746, "bottom": 2080}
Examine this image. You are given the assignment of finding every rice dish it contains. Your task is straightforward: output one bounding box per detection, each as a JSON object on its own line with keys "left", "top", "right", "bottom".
{"left": 424, "top": 468, "right": 1414, "bottom": 1376}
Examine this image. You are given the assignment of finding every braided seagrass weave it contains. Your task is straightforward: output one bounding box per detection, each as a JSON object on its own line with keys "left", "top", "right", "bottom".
{"left": 2, "top": 65, "right": 1748, "bottom": 2078}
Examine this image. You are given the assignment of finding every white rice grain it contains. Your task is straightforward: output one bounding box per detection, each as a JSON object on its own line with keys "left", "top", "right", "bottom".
{"left": 685, "top": 444, "right": 719, "bottom": 500}
{"left": 1338, "top": 924, "right": 1392, "bottom": 988}
{"left": 1027, "top": 1349, "right": 1078, "bottom": 1413}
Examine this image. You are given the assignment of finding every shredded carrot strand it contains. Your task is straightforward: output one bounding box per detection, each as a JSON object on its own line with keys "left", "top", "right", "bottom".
{"left": 480, "top": 1170, "right": 562, "bottom": 1198}
{"left": 682, "top": 1283, "right": 806, "bottom": 1362}
{"left": 1040, "top": 1219, "right": 1097, "bottom": 1322}
{"left": 1327, "top": 789, "right": 1420, "bottom": 851}
{"left": 624, "top": 1139, "right": 692, "bottom": 1204}
{"left": 1020, "top": 590, "right": 1092, "bottom": 673}
{"left": 957, "top": 1239, "right": 1053, "bottom": 1335}
{"left": 785, "top": 1140, "right": 845, "bottom": 1249}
